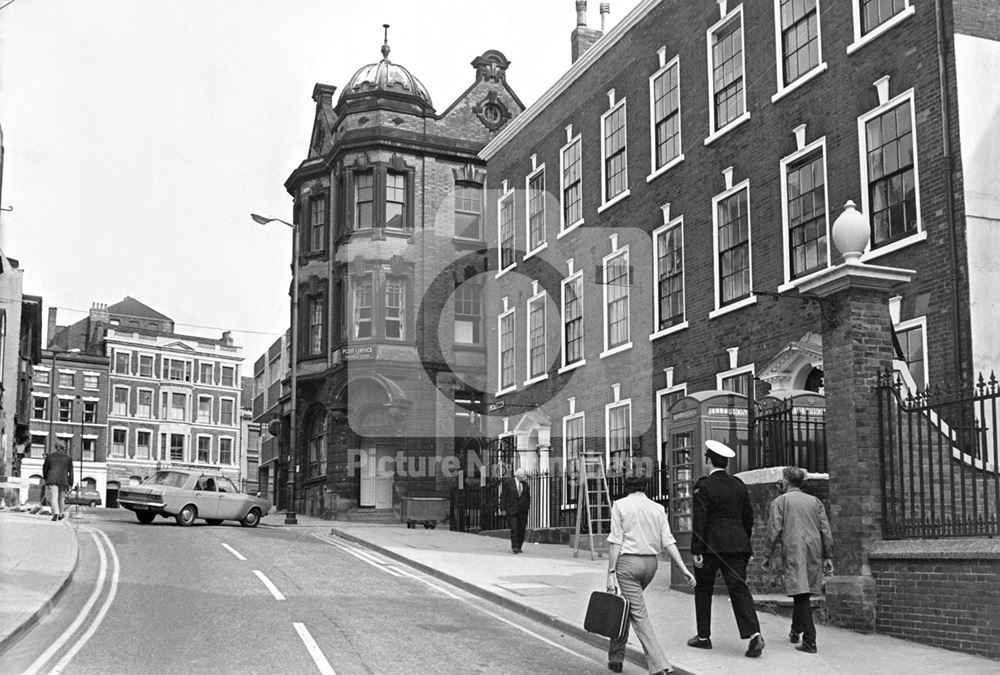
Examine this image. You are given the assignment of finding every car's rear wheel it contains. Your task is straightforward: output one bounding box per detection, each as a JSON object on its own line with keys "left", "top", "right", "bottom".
{"left": 89, "top": 501, "right": 97, "bottom": 507}
{"left": 240, "top": 508, "right": 261, "bottom": 528}
{"left": 205, "top": 519, "right": 223, "bottom": 526}
{"left": 136, "top": 512, "right": 155, "bottom": 524}
{"left": 175, "top": 505, "right": 197, "bottom": 526}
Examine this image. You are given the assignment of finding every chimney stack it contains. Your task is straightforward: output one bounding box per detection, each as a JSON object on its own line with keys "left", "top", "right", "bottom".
{"left": 47, "top": 306, "right": 57, "bottom": 348}
{"left": 571, "top": 0, "right": 604, "bottom": 64}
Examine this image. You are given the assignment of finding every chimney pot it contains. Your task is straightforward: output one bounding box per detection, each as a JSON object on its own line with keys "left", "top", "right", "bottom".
{"left": 576, "top": 0, "right": 588, "bottom": 26}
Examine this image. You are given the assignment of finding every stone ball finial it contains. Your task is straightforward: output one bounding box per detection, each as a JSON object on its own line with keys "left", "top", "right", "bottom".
{"left": 831, "top": 199, "right": 870, "bottom": 263}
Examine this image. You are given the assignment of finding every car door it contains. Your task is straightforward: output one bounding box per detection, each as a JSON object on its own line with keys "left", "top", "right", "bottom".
{"left": 192, "top": 476, "right": 219, "bottom": 519}
{"left": 215, "top": 478, "right": 245, "bottom": 521}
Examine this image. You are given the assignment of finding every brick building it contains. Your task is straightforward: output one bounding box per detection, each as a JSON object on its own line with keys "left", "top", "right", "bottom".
{"left": 275, "top": 31, "right": 524, "bottom": 518}
{"left": 479, "top": 0, "right": 999, "bottom": 657}
{"left": 48, "top": 298, "right": 245, "bottom": 502}
{"left": 251, "top": 333, "right": 287, "bottom": 507}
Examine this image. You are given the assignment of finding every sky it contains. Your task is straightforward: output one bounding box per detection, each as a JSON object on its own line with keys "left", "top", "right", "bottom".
{"left": 0, "top": 0, "right": 643, "bottom": 366}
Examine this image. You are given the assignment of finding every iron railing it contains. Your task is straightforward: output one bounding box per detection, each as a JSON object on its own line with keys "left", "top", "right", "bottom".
{"left": 751, "top": 397, "right": 827, "bottom": 472}
{"left": 877, "top": 369, "right": 1000, "bottom": 538}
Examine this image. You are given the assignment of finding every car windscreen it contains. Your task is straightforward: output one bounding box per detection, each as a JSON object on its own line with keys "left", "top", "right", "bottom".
{"left": 144, "top": 471, "right": 189, "bottom": 488}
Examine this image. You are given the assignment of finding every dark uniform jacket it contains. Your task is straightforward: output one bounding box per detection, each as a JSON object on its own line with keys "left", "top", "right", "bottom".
{"left": 500, "top": 477, "right": 530, "bottom": 516}
{"left": 42, "top": 450, "right": 74, "bottom": 489}
{"left": 691, "top": 470, "right": 754, "bottom": 556}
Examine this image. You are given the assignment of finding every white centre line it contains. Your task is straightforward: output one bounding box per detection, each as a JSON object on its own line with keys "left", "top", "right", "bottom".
{"left": 293, "top": 623, "right": 337, "bottom": 675}
{"left": 253, "top": 570, "right": 286, "bottom": 600}
{"left": 221, "top": 543, "right": 247, "bottom": 560}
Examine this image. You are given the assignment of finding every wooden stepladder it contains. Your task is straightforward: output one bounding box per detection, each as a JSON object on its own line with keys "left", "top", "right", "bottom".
{"left": 573, "top": 451, "right": 612, "bottom": 559}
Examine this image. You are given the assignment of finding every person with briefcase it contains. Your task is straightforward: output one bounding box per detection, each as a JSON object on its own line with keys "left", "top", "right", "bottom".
{"left": 601, "top": 472, "right": 696, "bottom": 674}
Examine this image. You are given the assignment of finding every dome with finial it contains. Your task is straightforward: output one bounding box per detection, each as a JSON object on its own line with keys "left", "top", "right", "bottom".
{"left": 338, "top": 24, "right": 433, "bottom": 113}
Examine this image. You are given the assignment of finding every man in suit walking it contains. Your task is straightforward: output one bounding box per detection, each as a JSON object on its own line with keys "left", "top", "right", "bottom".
{"left": 500, "top": 467, "right": 530, "bottom": 554}
{"left": 42, "top": 442, "right": 74, "bottom": 522}
{"left": 687, "top": 440, "right": 765, "bottom": 658}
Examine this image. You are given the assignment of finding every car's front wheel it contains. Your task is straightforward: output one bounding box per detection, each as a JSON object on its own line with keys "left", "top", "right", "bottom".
{"left": 240, "top": 508, "right": 261, "bottom": 528}
{"left": 136, "top": 512, "right": 155, "bottom": 524}
{"left": 89, "top": 501, "right": 97, "bottom": 507}
{"left": 175, "top": 505, "right": 197, "bottom": 526}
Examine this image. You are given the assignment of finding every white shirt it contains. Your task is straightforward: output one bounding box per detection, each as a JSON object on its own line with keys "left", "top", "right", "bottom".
{"left": 606, "top": 492, "right": 676, "bottom": 554}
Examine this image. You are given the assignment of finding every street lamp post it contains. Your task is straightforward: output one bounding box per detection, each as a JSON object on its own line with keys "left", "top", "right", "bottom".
{"left": 251, "top": 213, "right": 299, "bottom": 525}
{"left": 75, "top": 394, "right": 85, "bottom": 513}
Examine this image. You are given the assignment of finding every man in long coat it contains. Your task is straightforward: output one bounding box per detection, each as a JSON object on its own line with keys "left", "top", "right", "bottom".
{"left": 42, "top": 442, "right": 74, "bottom": 522}
{"left": 762, "top": 466, "right": 834, "bottom": 654}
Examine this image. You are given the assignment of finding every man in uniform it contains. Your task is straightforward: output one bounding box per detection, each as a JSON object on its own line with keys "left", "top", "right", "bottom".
{"left": 687, "top": 440, "right": 764, "bottom": 658}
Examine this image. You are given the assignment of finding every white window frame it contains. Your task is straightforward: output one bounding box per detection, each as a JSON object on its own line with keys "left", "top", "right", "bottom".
{"left": 717, "top": 364, "right": 755, "bottom": 395}
{"left": 710, "top": 177, "right": 757, "bottom": 318}
{"left": 525, "top": 285, "right": 548, "bottom": 386}
{"left": 81, "top": 436, "right": 98, "bottom": 462}
{"left": 601, "top": 243, "right": 632, "bottom": 358}
{"left": 163, "top": 357, "right": 191, "bottom": 382}
{"left": 651, "top": 212, "right": 688, "bottom": 340}
{"left": 497, "top": 299, "right": 516, "bottom": 396}
{"left": 648, "top": 50, "right": 684, "bottom": 180}
{"left": 170, "top": 392, "right": 188, "bottom": 422}
{"left": 32, "top": 394, "right": 49, "bottom": 420}
{"left": 136, "top": 387, "right": 154, "bottom": 418}
{"left": 114, "top": 350, "right": 132, "bottom": 375}
{"left": 353, "top": 273, "right": 374, "bottom": 339}
{"left": 35, "top": 367, "right": 51, "bottom": 386}
{"left": 219, "top": 397, "right": 236, "bottom": 427}
{"left": 196, "top": 434, "right": 213, "bottom": 464}
{"left": 599, "top": 93, "right": 630, "bottom": 211}
{"left": 857, "top": 87, "right": 925, "bottom": 260}
{"left": 198, "top": 395, "right": 213, "bottom": 424}
{"left": 605, "top": 397, "right": 633, "bottom": 467}
{"left": 384, "top": 277, "right": 406, "bottom": 341}
{"left": 82, "top": 371, "right": 100, "bottom": 390}
{"left": 559, "top": 268, "right": 586, "bottom": 373}
{"left": 112, "top": 386, "right": 129, "bottom": 416}
{"left": 138, "top": 353, "right": 154, "bottom": 378}
{"left": 561, "top": 410, "right": 586, "bottom": 509}
{"left": 218, "top": 436, "right": 235, "bottom": 466}
{"left": 895, "top": 316, "right": 928, "bottom": 390}
{"left": 559, "top": 127, "right": 584, "bottom": 238}
{"left": 525, "top": 163, "right": 548, "bottom": 258}
{"left": 705, "top": 4, "right": 751, "bottom": 145}
{"left": 200, "top": 362, "right": 215, "bottom": 384}
{"left": 496, "top": 186, "right": 517, "bottom": 277}
{"left": 779, "top": 136, "right": 831, "bottom": 288}
{"left": 111, "top": 426, "right": 128, "bottom": 458}
{"left": 772, "top": 0, "right": 828, "bottom": 103}
{"left": 135, "top": 429, "right": 153, "bottom": 460}
{"left": 57, "top": 370, "right": 75, "bottom": 389}
{"left": 221, "top": 364, "right": 236, "bottom": 388}
{"left": 848, "top": 0, "right": 915, "bottom": 54}
{"left": 656, "top": 381, "right": 688, "bottom": 468}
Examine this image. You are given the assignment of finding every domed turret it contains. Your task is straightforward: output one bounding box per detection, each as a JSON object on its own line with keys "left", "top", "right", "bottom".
{"left": 337, "top": 25, "right": 433, "bottom": 114}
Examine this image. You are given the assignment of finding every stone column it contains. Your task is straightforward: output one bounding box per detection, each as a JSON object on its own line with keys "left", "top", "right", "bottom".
{"left": 798, "top": 202, "right": 913, "bottom": 630}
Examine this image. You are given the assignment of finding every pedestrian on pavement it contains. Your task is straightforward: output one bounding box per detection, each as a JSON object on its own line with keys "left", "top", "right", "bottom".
{"left": 606, "top": 472, "right": 696, "bottom": 675}
{"left": 500, "top": 467, "right": 530, "bottom": 554}
{"left": 687, "top": 440, "right": 765, "bottom": 658}
{"left": 42, "top": 442, "right": 74, "bottom": 522}
{"left": 761, "top": 466, "right": 834, "bottom": 654}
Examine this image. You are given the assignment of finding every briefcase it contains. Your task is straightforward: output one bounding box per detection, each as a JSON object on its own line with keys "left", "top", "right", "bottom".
{"left": 584, "top": 590, "right": 630, "bottom": 640}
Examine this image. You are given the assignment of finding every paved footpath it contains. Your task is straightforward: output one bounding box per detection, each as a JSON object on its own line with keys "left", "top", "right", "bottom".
{"left": 3, "top": 509, "right": 998, "bottom": 674}
{"left": 328, "top": 521, "right": 999, "bottom": 675}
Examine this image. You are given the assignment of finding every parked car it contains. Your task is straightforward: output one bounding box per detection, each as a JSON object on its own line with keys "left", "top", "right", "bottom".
{"left": 65, "top": 487, "right": 103, "bottom": 507}
{"left": 117, "top": 469, "right": 270, "bottom": 527}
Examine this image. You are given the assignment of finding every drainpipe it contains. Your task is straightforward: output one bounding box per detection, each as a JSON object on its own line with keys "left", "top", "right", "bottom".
{"left": 935, "top": 0, "right": 965, "bottom": 383}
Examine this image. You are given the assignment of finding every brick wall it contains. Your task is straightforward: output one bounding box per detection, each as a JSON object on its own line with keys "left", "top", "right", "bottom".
{"left": 870, "top": 546, "right": 1000, "bottom": 659}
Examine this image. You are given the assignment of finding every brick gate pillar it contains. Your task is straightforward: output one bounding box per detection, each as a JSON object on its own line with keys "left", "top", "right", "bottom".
{"left": 798, "top": 201, "right": 913, "bottom": 631}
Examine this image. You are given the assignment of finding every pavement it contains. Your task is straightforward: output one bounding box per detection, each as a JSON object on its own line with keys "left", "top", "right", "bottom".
{"left": 3, "top": 508, "right": 999, "bottom": 674}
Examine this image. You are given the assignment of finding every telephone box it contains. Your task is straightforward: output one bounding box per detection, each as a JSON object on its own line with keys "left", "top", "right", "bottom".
{"left": 664, "top": 390, "right": 750, "bottom": 590}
